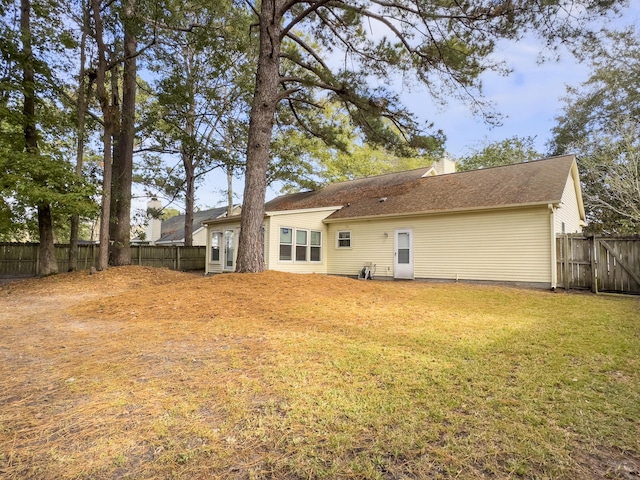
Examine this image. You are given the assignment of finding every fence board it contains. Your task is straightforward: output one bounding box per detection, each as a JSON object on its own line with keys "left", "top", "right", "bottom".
{"left": 597, "top": 239, "right": 640, "bottom": 294}
{"left": 0, "top": 243, "right": 206, "bottom": 278}
{"left": 557, "top": 235, "right": 640, "bottom": 294}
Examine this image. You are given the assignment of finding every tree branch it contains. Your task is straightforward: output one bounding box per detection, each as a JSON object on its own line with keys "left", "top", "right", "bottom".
{"left": 283, "top": 31, "right": 332, "bottom": 72}
{"left": 281, "top": 0, "right": 332, "bottom": 39}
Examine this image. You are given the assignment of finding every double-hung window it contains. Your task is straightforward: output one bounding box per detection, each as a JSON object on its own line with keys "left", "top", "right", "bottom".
{"left": 296, "top": 229, "right": 308, "bottom": 261}
{"left": 337, "top": 230, "right": 351, "bottom": 248}
{"left": 310, "top": 231, "right": 321, "bottom": 262}
{"left": 279, "top": 227, "right": 293, "bottom": 261}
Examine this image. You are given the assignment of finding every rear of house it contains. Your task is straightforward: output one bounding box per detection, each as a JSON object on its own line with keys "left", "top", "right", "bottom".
{"left": 324, "top": 206, "right": 555, "bottom": 284}
{"left": 204, "top": 155, "right": 585, "bottom": 288}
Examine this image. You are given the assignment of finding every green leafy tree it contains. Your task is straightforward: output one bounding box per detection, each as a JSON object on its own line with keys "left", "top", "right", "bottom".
{"left": 457, "top": 136, "right": 541, "bottom": 172}
{"left": 107, "top": 0, "right": 141, "bottom": 266}
{"left": 139, "top": 0, "right": 254, "bottom": 246}
{"left": 88, "top": 0, "right": 159, "bottom": 268}
{"left": 550, "top": 28, "right": 640, "bottom": 233}
{"left": 236, "top": 0, "right": 624, "bottom": 272}
{"left": 561, "top": 119, "right": 640, "bottom": 234}
{"left": 0, "top": 0, "right": 97, "bottom": 271}
{"left": 271, "top": 104, "right": 445, "bottom": 191}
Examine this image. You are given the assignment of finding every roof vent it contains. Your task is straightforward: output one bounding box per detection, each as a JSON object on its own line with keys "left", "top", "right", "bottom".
{"left": 378, "top": 197, "right": 387, "bottom": 203}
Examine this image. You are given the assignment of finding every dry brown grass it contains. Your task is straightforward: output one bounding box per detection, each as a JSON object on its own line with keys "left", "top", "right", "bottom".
{"left": 0, "top": 266, "right": 639, "bottom": 479}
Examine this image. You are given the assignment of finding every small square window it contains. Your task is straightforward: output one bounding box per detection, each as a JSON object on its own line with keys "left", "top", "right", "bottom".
{"left": 337, "top": 231, "right": 351, "bottom": 248}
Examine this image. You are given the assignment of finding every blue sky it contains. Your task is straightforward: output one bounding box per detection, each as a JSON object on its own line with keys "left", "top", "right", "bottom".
{"left": 418, "top": 3, "right": 640, "bottom": 157}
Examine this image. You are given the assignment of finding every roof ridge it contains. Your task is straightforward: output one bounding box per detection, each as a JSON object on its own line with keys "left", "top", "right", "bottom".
{"left": 318, "top": 164, "right": 433, "bottom": 188}
{"left": 440, "top": 154, "right": 574, "bottom": 176}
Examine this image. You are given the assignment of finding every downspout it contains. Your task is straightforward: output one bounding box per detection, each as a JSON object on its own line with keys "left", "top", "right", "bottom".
{"left": 548, "top": 204, "right": 557, "bottom": 290}
{"left": 204, "top": 223, "right": 210, "bottom": 275}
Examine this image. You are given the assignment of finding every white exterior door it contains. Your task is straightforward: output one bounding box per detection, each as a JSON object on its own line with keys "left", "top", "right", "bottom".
{"left": 223, "top": 230, "right": 234, "bottom": 270}
{"left": 394, "top": 229, "right": 413, "bottom": 279}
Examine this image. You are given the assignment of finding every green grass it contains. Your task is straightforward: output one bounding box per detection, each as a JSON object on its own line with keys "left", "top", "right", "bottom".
{"left": 257, "top": 293, "right": 638, "bottom": 478}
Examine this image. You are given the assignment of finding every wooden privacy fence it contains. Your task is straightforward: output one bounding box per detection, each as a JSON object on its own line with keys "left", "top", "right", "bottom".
{"left": 556, "top": 235, "right": 640, "bottom": 294}
{"left": 0, "top": 243, "right": 206, "bottom": 277}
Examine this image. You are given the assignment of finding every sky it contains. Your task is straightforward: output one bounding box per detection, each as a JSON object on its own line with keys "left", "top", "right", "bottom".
{"left": 412, "top": 2, "right": 640, "bottom": 157}
{"left": 145, "top": 1, "right": 640, "bottom": 215}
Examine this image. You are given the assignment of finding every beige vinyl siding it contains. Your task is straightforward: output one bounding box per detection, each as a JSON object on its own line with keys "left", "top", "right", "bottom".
{"left": 266, "top": 209, "right": 336, "bottom": 274}
{"left": 413, "top": 207, "right": 551, "bottom": 282}
{"left": 192, "top": 227, "right": 208, "bottom": 247}
{"left": 327, "top": 221, "right": 396, "bottom": 278}
{"left": 328, "top": 206, "right": 552, "bottom": 283}
{"left": 554, "top": 175, "right": 583, "bottom": 233}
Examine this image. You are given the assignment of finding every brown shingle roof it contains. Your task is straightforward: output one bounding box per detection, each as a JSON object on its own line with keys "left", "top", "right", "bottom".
{"left": 157, "top": 207, "right": 228, "bottom": 243}
{"left": 264, "top": 155, "right": 577, "bottom": 221}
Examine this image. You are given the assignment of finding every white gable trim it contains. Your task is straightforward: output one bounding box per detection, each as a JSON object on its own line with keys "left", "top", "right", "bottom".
{"left": 421, "top": 167, "right": 437, "bottom": 177}
{"left": 570, "top": 159, "right": 586, "bottom": 223}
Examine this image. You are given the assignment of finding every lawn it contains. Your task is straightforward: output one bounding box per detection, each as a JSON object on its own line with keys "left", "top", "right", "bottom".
{"left": 0, "top": 266, "right": 638, "bottom": 479}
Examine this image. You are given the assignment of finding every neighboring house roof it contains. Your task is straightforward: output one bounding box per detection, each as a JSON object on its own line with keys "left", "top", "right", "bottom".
{"left": 157, "top": 206, "right": 229, "bottom": 243}
{"left": 264, "top": 155, "right": 583, "bottom": 222}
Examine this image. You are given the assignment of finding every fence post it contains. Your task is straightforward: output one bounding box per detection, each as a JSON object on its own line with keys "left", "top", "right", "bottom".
{"left": 590, "top": 236, "right": 598, "bottom": 294}
{"left": 563, "top": 234, "right": 570, "bottom": 290}
{"left": 177, "top": 246, "right": 181, "bottom": 271}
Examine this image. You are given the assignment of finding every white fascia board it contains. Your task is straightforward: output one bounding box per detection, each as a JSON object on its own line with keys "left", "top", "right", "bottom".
{"left": 202, "top": 216, "right": 241, "bottom": 226}
{"left": 265, "top": 206, "right": 343, "bottom": 216}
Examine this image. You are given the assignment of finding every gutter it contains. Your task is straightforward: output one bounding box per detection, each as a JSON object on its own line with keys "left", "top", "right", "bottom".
{"left": 322, "top": 200, "right": 563, "bottom": 223}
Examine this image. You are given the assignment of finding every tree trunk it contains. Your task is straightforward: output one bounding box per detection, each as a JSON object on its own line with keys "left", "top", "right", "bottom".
{"left": 109, "top": 0, "right": 136, "bottom": 265}
{"left": 69, "top": 1, "right": 89, "bottom": 271}
{"left": 182, "top": 80, "right": 196, "bottom": 248}
{"left": 21, "top": 0, "right": 57, "bottom": 275}
{"left": 227, "top": 166, "right": 234, "bottom": 216}
{"left": 235, "top": 0, "right": 282, "bottom": 273}
{"left": 108, "top": 63, "right": 121, "bottom": 263}
{"left": 91, "top": 0, "right": 113, "bottom": 271}
{"left": 183, "top": 159, "right": 195, "bottom": 247}
{"left": 37, "top": 204, "right": 57, "bottom": 275}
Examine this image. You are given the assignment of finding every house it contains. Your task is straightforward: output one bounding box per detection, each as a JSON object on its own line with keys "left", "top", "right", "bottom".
{"left": 203, "top": 155, "right": 585, "bottom": 288}
{"left": 145, "top": 200, "right": 241, "bottom": 246}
